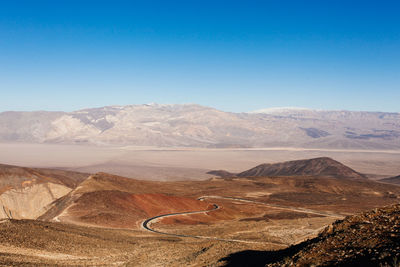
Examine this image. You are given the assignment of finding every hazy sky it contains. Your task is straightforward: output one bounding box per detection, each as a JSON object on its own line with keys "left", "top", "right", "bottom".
{"left": 0, "top": 1, "right": 399, "bottom": 112}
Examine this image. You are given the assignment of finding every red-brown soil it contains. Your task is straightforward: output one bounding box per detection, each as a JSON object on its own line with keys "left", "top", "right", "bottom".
{"left": 39, "top": 169, "right": 400, "bottom": 229}
{"left": 67, "top": 191, "right": 212, "bottom": 228}
{"left": 40, "top": 173, "right": 214, "bottom": 228}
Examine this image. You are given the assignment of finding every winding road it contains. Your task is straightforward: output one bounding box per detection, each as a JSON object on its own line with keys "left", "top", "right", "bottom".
{"left": 142, "top": 204, "right": 219, "bottom": 237}
{"left": 141, "top": 195, "right": 344, "bottom": 244}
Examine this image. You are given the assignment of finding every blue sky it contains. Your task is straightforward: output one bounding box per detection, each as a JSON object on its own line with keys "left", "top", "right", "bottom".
{"left": 0, "top": 0, "right": 399, "bottom": 112}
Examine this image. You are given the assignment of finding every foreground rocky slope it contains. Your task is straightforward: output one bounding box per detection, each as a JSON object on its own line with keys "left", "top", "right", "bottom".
{"left": 1, "top": 104, "right": 400, "bottom": 149}
{"left": 209, "top": 157, "right": 366, "bottom": 179}
{"left": 222, "top": 203, "right": 400, "bottom": 266}
{"left": 0, "top": 218, "right": 266, "bottom": 266}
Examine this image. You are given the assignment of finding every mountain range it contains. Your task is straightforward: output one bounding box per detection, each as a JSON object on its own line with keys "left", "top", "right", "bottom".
{"left": 1, "top": 104, "right": 400, "bottom": 149}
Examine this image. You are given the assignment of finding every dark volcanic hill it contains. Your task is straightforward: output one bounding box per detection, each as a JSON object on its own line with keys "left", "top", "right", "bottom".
{"left": 237, "top": 157, "right": 365, "bottom": 178}
{"left": 209, "top": 157, "right": 366, "bottom": 179}
{"left": 222, "top": 203, "right": 400, "bottom": 267}
{"left": 380, "top": 175, "right": 400, "bottom": 185}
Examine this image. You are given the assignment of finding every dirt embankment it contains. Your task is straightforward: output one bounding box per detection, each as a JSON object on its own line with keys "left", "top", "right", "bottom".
{"left": 0, "top": 164, "right": 88, "bottom": 220}
{"left": 0, "top": 183, "right": 71, "bottom": 219}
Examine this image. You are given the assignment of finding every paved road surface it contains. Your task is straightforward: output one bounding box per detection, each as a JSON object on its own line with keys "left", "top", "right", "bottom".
{"left": 141, "top": 196, "right": 344, "bottom": 244}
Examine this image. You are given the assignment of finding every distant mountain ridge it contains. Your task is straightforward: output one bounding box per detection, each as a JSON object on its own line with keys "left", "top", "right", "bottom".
{"left": 208, "top": 157, "right": 366, "bottom": 179}
{"left": 1, "top": 104, "right": 399, "bottom": 149}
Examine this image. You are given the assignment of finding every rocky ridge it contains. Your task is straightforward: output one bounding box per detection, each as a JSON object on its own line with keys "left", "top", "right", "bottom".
{"left": 270, "top": 203, "right": 400, "bottom": 266}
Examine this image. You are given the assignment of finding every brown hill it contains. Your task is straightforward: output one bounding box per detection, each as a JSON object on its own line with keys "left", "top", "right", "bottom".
{"left": 222, "top": 203, "right": 400, "bottom": 266}
{"left": 40, "top": 170, "right": 400, "bottom": 230}
{"left": 39, "top": 172, "right": 212, "bottom": 228}
{"left": 380, "top": 175, "right": 400, "bottom": 185}
{"left": 234, "top": 157, "right": 366, "bottom": 179}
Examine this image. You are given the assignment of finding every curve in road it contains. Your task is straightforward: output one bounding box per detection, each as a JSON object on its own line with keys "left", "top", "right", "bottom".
{"left": 142, "top": 204, "right": 219, "bottom": 237}
{"left": 142, "top": 196, "right": 344, "bottom": 244}
{"left": 142, "top": 203, "right": 283, "bottom": 244}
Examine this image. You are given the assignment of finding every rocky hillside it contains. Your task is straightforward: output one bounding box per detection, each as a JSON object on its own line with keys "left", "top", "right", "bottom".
{"left": 223, "top": 203, "right": 400, "bottom": 266}
{"left": 209, "top": 157, "right": 366, "bottom": 179}
{"left": 1, "top": 104, "right": 400, "bottom": 149}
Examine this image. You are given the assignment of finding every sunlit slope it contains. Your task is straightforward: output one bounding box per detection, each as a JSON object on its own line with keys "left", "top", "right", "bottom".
{"left": 0, "top": 164, "right": 88, "bottom": 219}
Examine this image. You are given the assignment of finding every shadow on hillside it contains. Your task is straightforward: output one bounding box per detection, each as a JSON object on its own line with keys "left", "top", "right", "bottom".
{"left": 219, "top": 238, "right": 315, "bottom": 267}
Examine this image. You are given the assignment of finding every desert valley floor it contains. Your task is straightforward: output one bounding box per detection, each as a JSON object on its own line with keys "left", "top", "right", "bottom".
{"left": 1, "top": 143, "right": 400, "bottom": 180}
